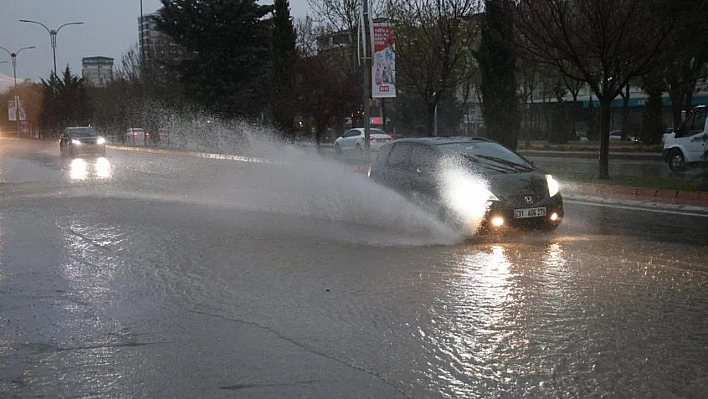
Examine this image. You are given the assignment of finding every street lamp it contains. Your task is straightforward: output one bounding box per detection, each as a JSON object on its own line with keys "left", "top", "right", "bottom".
{"left": 19, "top": 19, "right": 84, "bottom": 77}
{"left": 0, "top": 46, "right": 36, "bottom": 87}
{"left": 0, "top": 46, "right": 35, "bottom": 135}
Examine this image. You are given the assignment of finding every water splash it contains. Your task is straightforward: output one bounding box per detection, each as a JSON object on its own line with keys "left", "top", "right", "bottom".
{"left": 119, "top": 109, "right": 467, "bottom": 246}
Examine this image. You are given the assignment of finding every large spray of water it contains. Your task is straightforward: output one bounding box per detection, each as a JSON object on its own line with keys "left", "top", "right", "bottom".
{"left": 120, "top": 109, "right": 476, "bottom": 246}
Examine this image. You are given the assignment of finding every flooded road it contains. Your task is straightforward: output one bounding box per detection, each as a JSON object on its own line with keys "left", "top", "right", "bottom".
{"left": 1, "top": 138, "right": 707, "bottom": 398}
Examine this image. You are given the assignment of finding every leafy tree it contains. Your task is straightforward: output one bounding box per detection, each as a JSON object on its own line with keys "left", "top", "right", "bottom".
{"left": 40, "top": 67, "right": 90, "bottom": 134}
{"left": 156, "top": 0, "right": 273, "bottom": 118}
{"left": 271, "top": 0, "right": 298, "bottom": 134}
{"left": 478, "top": 0, "right": 519, "bottom": 149}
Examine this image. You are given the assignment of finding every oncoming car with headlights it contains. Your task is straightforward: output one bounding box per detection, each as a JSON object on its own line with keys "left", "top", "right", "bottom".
{"left": 369, "top": 137, "right": 563, "bottom": 232}
{"left": 60, "top": 126, "right": 107, "bottom": 157}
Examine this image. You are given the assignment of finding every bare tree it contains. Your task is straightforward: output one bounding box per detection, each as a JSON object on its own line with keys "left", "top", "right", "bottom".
{"left": 306, "top": 0, "right": 385, "bottom": 75}
{"left": 295, "top": 17, "right": 320, "bottom": 57}
{"left": 661, "top": 0, "right": 708, "bottom": 129}
{"left": 516, "top": 0, "right": 675, "bottom": 178}
{"left": 388, "top": 0, "right": 481, "bottom": 134}
{"left": 114, "top": 45, "right": 142, "bottom": 84}
{"left": 293, "top": 12, "right": 361, "bottom": 147}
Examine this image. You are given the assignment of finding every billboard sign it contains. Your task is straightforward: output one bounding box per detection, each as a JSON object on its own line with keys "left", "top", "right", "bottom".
{"left": 372, "top": 24, "right": 396, "bottom": 98}
{"left": 8, "top": 99, "right": 17, "bottom": 121}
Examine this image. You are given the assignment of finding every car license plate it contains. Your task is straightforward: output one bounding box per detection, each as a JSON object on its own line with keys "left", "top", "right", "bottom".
{"left": 376, "top": 138, "right": 386, "bottom": 143}
{"left": 514, "top": 207, "right": 547, "bottom": 219}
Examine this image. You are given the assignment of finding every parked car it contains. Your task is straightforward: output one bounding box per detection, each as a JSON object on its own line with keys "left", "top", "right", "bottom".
{"left": 123, "top": 128, "right": 151, "bottom": 146}
{"left": 334, "top": 128, "right": 392, "bottom": 156}
{"left": 369, "top": 137, "right": 563, "bottom": 233}
{"left": 663, "top": 105, "right": 708, "bottom": 171}
{"left": 59, "top": 126, "right": 107, "bottom": 157}
{"left": 609, "top": 130, "right": 640, "bottom": 143}
{"left": 575, "top": 131, "right": 589, "bottom": 142}
{"left": 154, "top": 129, "right": 169, "bottom": 145}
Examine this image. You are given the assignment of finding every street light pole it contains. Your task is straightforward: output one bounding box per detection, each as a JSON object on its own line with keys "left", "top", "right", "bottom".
{"left": 19, "top": 19, "right": 84, "bottom": 77}
{"left": 0, "top": 46, "right": 36, "bottom": 86}
{"left": 361, "top": 0, "right": 372, "bottom": 157}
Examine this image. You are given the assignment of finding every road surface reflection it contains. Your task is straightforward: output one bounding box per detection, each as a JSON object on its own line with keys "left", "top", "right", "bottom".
{"left": 68, "top": 157, "right": 111, "bottom": 180}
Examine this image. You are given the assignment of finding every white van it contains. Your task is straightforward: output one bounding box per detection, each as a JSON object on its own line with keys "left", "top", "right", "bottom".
{"left": 662, "top": 105, "right": 708, "bottom": 171}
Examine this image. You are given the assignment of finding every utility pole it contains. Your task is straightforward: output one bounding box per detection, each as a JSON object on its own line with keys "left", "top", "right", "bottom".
{"left": 362, "top": 0, "right": 371, "bottom": 157}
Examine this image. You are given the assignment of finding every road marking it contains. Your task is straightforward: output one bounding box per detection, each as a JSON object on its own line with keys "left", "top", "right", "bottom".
{"left": 566, "top": 199, "right": 708, "bottom": 218}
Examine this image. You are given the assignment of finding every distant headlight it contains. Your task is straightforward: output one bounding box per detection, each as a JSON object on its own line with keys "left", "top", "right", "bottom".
{"left": 546, "top": 174, "right": 560, "bottom": 197}
{"left": 71, "top": 139, "right": 81, "bottom": 145}
{"left": 96, "top": 137, "right": 106, "bottom": 145}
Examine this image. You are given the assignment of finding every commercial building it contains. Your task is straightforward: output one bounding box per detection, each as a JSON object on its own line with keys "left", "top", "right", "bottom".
{"left": 81, "top": 56, "right": 114, "bottom": 87}
{"left": 138, "top": 13, "right": 184, "bottom": 63}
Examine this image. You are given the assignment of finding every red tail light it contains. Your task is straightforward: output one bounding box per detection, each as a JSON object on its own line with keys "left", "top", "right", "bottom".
{"left": 386, "top": 136, "right": 392, "bottom": 141}
{"left": 146, "top": 132, "right": 151, "bottom": 136}
{"left": 369, "top": 135, "right": 375, "bottom": 140}
{"left": 132, "top": 132, "right": 137, "bottom": 136}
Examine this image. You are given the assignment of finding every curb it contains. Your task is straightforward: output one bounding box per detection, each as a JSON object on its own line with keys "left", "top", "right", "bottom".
{"left": 563, "top": 193, "right": 708, "bottom": 216}
{"left": 518, "top": 149, "right": 663, "bottom": 161}
{"left": 565, "top": 182, "right": 708, "bottom": 207}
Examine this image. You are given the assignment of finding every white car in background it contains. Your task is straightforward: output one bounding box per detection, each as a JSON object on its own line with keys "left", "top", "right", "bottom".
{"left": 123, "top": 127, "right": 150, "bottom": 146}
{"left": 334, "top": 128, "right": 392, "bottom": 156}
{"left": 663, "top": 105, "right": 708, "bottom": 171}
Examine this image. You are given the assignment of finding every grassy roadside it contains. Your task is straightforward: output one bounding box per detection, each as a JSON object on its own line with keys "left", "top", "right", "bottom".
{"left": 555, "top": 172, "right": 708, "bottom": 192}
{"left": 517, "top": 140, "right": 662, "bottom": 153}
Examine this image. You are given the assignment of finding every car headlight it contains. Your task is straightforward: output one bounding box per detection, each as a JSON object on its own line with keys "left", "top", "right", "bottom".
{"left": 96, "top": 137, "right": 106, "bottom": 145}
{"left": 546, "top": 174, "right": 559, "bottom": 197}
{"left": 71, "top": 139, "right": 81, "bottom": 145}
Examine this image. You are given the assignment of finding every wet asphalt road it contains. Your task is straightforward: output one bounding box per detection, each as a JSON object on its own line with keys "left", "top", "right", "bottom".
{"left": 1, "top": 138, "right": 707, "bottom": 398}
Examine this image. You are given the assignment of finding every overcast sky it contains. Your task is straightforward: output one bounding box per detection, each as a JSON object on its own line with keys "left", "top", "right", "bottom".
{"left": 0, "top": 0, "right": 311, "bottom": 91}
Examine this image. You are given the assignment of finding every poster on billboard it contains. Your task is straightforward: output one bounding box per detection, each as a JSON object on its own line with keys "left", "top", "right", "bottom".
{"left": 372, "top": 23, "right": 396, "bottom": 99}
{"left": 8, "top": 99, "right": 17, "bottom": 121}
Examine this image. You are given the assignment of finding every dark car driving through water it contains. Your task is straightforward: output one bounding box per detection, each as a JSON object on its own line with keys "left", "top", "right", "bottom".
{"left": 59, "top": 126, "right": 107, "bottom": 157}
{"left": 369, "top": 137, "right": 563, "bottom": 233}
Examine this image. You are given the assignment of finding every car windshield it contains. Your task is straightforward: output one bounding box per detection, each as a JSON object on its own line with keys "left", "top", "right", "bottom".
{"left": 437, "top": 142, "right": 533, "bottom": 171}
{"left": 69, "top": 128, "right": 97, "bottom": 137}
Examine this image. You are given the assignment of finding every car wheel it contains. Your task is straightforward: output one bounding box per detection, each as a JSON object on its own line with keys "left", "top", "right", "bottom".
{"left": 668, "top": 149, "right": 686, "bottom": 172}
{"left": 334, "top": 143, "right": 342, "bottom": 155}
